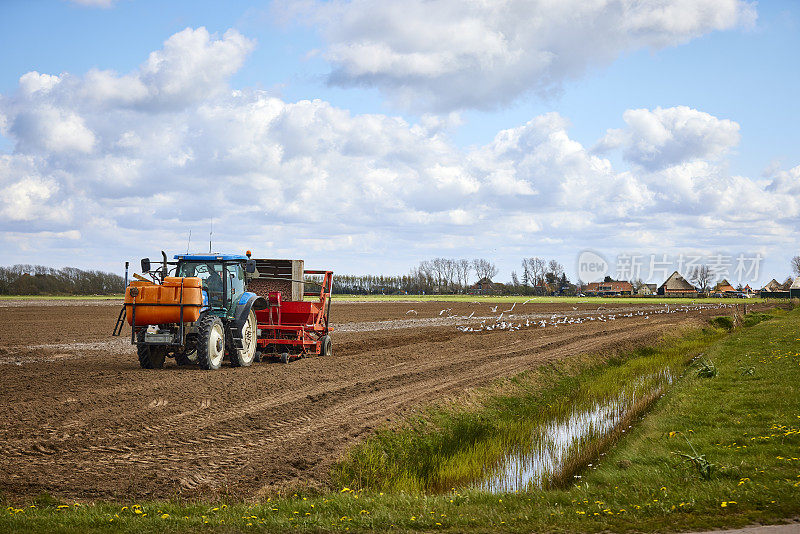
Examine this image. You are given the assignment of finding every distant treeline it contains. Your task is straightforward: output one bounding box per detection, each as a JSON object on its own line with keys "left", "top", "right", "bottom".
{"left": 328, "top": 257, "right": 575, "bottom": 295}
{"left": 0, "top": 265, "right": 124, "bottom": 295}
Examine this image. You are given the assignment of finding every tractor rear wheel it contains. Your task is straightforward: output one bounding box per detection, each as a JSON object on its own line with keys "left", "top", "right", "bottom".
{"left": 230, "top": 309, "right": 257, "bottom": 367}
{"left": 197, "top": 315, "right": 225, "bottom": 370}
{"left": 137, "top": 331, "right": 166, "bottom": 369}
{"left": 320, "top": 334, "right": 332, "bottom": 357}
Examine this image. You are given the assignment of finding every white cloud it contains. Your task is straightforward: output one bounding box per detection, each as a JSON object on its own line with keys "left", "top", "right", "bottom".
{"left": 595, "top": 106, "right": 741, "bottom": 170}
{"left": 283, "top": 0, "right": 756, "bottom": 112}
{"left": 0, "top": 26, "right": 795, "bottom": 283}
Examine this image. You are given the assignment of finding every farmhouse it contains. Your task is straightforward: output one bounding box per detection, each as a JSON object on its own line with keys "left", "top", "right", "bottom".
{"left": 713, "top": 279, "right": 737, "bottom": 295}
{"left": 760, "top": 279, "right": 789, "bottom": 298}
{"left": 637, "top": 283, "right": 657, "bottom": 296}
{"left": 584, "top": 280, "right": 633, "bottom": 296}
{"left": 657, "top": 271, "right": 697, "bottom": 297}
{"left": 469, "top": 277, "right": 502, "bottom": 295}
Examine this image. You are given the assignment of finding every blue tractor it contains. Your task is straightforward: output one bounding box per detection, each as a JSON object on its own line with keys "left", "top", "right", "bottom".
{"left": 114, "top": 251, "right": 267, "bottom": 370}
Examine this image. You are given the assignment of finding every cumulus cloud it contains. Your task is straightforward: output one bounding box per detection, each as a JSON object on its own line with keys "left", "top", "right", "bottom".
{"left": 282, "top": 0, "right": 756, "bottom": 112}
{"left": 595, "top": 106, "right": 741, "bottom": 170}
{"left": 0, "top": 26, "right": 794, "bottom": 279}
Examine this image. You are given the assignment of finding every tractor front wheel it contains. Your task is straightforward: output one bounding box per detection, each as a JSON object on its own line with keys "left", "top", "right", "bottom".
{"left": 137, "top": 331, "right": 166, "bottom": 369}
{"left": 197, "top": 315, "right": 225, "bottom": 370}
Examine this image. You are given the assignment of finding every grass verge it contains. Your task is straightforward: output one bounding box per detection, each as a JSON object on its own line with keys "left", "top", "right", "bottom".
{"left": 2, "top": 310, "right": 799, "bottom": 533}
{"left": 332, "top": 326, "right": 722, "bottom": 494}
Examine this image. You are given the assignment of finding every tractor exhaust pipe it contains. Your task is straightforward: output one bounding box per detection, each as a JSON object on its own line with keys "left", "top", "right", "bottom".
{"left": 161, "top": 251, "right": 168, "bottom": 281}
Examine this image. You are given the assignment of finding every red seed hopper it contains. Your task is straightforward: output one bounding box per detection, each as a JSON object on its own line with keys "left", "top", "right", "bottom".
{"left": 250, "top": 260, "right": 333, "bottom": 363}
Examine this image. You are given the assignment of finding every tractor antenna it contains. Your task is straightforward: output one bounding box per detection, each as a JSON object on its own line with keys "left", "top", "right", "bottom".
{"left": 186, "top": 229, "right": 192, "bottom": 254}
{"left": 209, "top": 218, "right": 213, "bottom": 253}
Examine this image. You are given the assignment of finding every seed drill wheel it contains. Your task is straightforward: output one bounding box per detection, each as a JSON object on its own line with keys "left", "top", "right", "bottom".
{"left": 230, "top": 309, "right": 257, "bottom": 367}
{"left": 197, "top": 315, "right": 225, "bottom": 370}
{"left": 136, "top": 330, "right": 166, "bottom": 369}
{"left": 280, "top": 352, "right": 290, "bottom": 364}
{"left": 320, "top": 334, "right": 332, "bottom": 357}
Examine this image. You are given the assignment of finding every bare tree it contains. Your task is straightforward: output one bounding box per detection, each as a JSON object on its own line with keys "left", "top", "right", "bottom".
{"left": 791, "top": 256, "right": 800, "bottom": 277}
{"left": 442, "top": 258, "right": 457, "bottom": 291}
{"left": 529, "top": 257, "right": 547, "bottom": 292}
{"left": 472, "top": 258, "right": 499, "bottom": 281}
{"left": 689, "top": 264, "right": 713, "bottom": 292}
{"left": 547, "top": 259, "right": 564, "bottom": 279}
{"left": 631, "top": 278, "right": 645, "bottom": 292}
{"left": 456, "top": 259, "right": 471, "bottom": 292}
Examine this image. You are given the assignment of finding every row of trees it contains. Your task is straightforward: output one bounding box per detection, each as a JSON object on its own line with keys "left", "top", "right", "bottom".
{"left": 509, "top": 257, "right": 574, "bottom": 295}
{"left": 331, "top": 258, "right": 499, "bottom": 294}
{"left": 0, "top": 265, "right": 124, "bottom": 295}
{"left": 330, "top": 257, "right": 574, "bottom": 295}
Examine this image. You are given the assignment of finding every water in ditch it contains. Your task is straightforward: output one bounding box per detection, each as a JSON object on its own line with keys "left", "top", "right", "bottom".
{"left": 472, "top": 368, "right": 675, "bottom": 493}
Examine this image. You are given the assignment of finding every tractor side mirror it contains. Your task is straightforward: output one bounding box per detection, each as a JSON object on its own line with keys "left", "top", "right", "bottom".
{"left": 246, "top": 259, "right": 256, "bottom": 273}
{"left": 141, "top": 258, "right": 151, "bottom": 272}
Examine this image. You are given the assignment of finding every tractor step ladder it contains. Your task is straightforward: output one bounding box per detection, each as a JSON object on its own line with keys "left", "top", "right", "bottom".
{"left": 112, "top": 306, "right": 126, "bottom": 337}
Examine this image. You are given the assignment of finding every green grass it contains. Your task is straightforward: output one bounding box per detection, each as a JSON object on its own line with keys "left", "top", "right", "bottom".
{"left": 3, "top": 309, "right": 799, "bottom": 532}
{"left": 709, "top": 316, "right": 735, "bottom": 331}
{"left": 332, "top": 327, "right": 722, "bottom": 495}
{"left": 0, "top": 294, "right": 123, "bottom": 300}
{"left": 331, "top": 294, "right": 769, "bottom": 304}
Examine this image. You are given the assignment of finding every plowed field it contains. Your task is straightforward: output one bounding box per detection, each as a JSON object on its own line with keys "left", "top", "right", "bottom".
{"left": 0, "top": 299, "right": 755, "bottom": 501}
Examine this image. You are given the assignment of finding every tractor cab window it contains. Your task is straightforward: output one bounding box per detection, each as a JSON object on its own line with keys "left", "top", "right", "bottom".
{"left": 228, "top": 263, "right": 246, "bottom": 301}
{"left": 177, "top": 261, "right": 224, "bottom": 307}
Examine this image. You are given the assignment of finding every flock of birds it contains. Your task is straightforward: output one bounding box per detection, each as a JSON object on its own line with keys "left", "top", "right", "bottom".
{"left": 404, "top": 302, "right": 737, "bottom": 334}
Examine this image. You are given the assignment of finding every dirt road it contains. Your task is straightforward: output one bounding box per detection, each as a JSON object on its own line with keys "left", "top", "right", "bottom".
{"left": 0, "top": 300, "right": 751, "bottom": 500}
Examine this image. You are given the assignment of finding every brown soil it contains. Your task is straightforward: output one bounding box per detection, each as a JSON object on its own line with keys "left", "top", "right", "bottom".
{"left": 0, "top": 300, "right": 759, "bottom": 501}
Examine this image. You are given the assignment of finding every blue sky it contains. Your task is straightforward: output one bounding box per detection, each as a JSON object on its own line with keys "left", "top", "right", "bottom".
{"left": 1, "top": 0, "right": 798, "bottom": 286}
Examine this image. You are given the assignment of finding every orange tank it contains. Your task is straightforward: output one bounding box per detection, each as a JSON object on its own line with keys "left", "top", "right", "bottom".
{"left": 125, "top": 277, "right": 203, "bottom": 326}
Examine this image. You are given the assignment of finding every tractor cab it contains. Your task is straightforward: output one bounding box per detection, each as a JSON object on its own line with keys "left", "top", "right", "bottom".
{"left": 173, "top": 254, "right": 255, "bottom": 319}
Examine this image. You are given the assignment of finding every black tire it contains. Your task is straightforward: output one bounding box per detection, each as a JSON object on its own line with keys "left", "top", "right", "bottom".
{"left": 230, "top": 309, "right": 257, "bottom": 367}
{"left": 197, "top": 315, "right": 225, "bottom": 370}
{"left": 280, "top": 352, "right": 290, "bottom": 364}
{"left": 320, "top": 335, "right": 332, "bottom": 357}
{"left": 175, "top": 350, "right": 197, "bottom": 366}
{"left": 136, "top": 331, "right": 166, "bottom": 369}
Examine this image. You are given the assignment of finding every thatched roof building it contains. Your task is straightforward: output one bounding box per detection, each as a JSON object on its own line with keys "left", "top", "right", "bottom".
{"left": 714, "top": 279, "right": 736, "bottom": 293}
{"left": 762, "top": 279, "right": 782, "bottom": 292}
{"left": 760, "top": 278, "right": 789, "bottom": 298}
{"left": 657, "top": 271, "right": 696, "bottom": 296}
